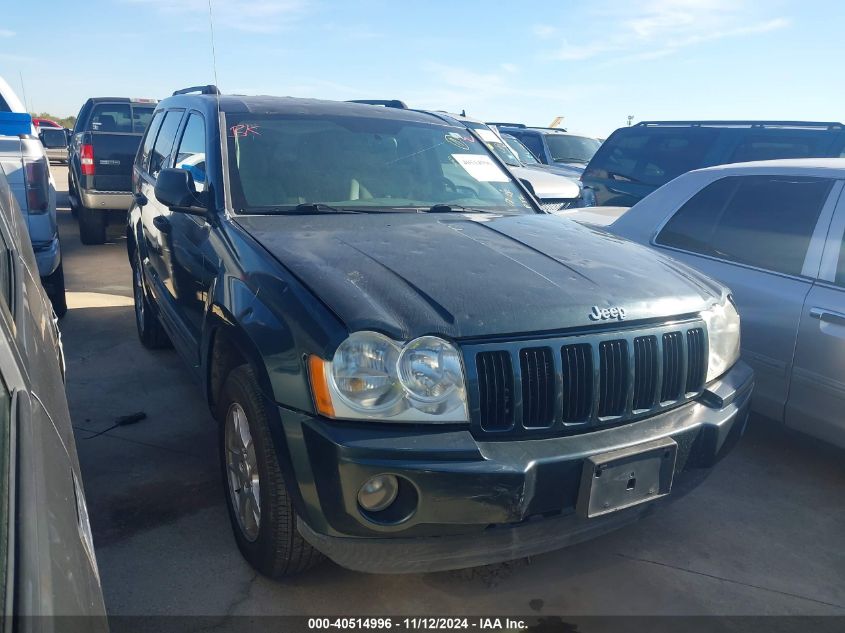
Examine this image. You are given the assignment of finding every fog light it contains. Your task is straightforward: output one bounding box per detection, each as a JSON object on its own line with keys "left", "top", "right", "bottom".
{"left": 357, "top": 474, "right": 399, "bottom": 512}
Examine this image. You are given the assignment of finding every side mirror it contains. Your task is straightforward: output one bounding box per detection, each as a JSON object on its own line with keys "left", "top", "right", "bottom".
{"left": 154, "top": 168, "right": 206, "bottom": 215}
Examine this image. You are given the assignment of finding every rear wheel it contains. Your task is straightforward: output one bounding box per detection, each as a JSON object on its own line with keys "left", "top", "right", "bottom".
{"left": 43, "top": 261, "right": 67, "bottom": 318}
{"left": 78, "top": 206, "right": 106, "bottom": 245}
{"left": 132, "top": 250, "right": 170, "bottom": 349}
{"left": 219, "top": 365, "right": 323, "bottom": 578}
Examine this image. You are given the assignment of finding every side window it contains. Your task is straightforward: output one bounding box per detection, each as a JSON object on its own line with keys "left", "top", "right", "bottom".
{"left": 516, "top": 133, "right": 545, "bottom": 162}
{"left": 174, "top": 114, "right": 207, "bottom": 193}
{"left": 137, "top": 111, "right": 164, "bottom": 174}
{"left": 836, "top": 234, "right": 845, "bottom": 286}
{"left": 89, "top": 103, "right": 132, "bottom": 133}
{"left": 730, "top": 134, "right": 827, "bottom": 163}
{"left": 148, "top": 111, "right": 184, "bottom": 179}
{"left": 0, "top": 230, "right": 13, "bottom": 314}
{"left": 658, "top": 175, "right": 834, "bottom": 276}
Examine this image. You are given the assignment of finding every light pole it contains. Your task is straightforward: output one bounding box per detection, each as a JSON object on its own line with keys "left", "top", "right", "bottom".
{"left": 627, "top": 115, "right": 634, "bottom": 127}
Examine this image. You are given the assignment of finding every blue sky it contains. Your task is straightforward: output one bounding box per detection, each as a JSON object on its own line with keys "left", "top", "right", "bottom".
{"left": 1, "top": 0, "right": 842, "bottom": 137}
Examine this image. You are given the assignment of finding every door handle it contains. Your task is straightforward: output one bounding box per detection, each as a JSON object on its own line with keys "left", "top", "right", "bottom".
{"left": 809, "top": 307, "right": 845, "bottom": 326}
{"left": 133, "top": 192, "right": 148, "bottom": 207}
{"left": 153, "top": 215, "right": 172, "bottom": 234}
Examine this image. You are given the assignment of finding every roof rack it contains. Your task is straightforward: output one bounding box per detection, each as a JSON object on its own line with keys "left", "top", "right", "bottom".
{"left": 636, "top": 120, "right": 844, "bottom": 130}
{"left": 172, "top": 85, "right": 221, "bottom": 96}
{"left": 487, "top": 122, "right": 526, "bottom": 129}
{"left": 347, "top": 99, "right": 408, "bottom": 109}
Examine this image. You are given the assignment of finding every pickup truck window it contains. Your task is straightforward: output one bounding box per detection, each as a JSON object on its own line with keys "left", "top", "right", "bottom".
{"left": 174, "top": 114, "right": 206, "bottom": 192}
{"left": 149, "top": 111, "right": 184, "bottom": 179}
{"left": 132, "top": 107, "right": 155, "bottom": 134}
{"left": 137, "top": 111, "right": 164, "bottom": 174}
{"left": 225, "top": 114, "right": 533, "bottom": 214}
{"left": 90, "top": 103, "right": 132, "bottom": 133}
{"left": 657, "top": 175, "right": 834, "bottom": 276}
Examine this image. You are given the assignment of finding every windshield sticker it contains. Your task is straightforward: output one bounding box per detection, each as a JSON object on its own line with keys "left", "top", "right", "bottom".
{"left": 451, "top": 154, "right": 510, "bottom": 182}
{"left": 475, "top": 129, "right": 500, "bottom": 144}
{"left": 445, "top": 132, "right": 469, "bottom": 150}
{"left": 230, "top": 123, "right": 261, "bottom": 137}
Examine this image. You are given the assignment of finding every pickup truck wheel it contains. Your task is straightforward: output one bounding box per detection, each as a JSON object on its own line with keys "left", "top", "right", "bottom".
{"left": 219, "top": 365, "right": 323, "bottom": 578}
{"left": 78, "top": 207, "right": 106, "bottom": 245}
{"left": 132, "top": 252, "right": 171, "bottom": 349}
{"left": 43, "top": 261, "right": 67, "bottom": 318}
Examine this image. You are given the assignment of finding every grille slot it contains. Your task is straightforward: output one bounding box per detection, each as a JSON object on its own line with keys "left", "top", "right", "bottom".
{"left": 476, "top": 351, "right": 514, "bottom": 431}
{"left": 561, "top": 343, "right": 593, "bottom": 422}
{"left": 686, "top": 328, "right": 706, "bottom": 392}
{"left": 520, "top": 347, "right": 555, "bottom": 428}
{"left": 661, "top": 332, "right": 684, "bottom": 402}
{"left": 633, "top": 336, "right": 658, "bottom": 410}
{"left": 598, "top": 340, "right": 629, "bottom": 417}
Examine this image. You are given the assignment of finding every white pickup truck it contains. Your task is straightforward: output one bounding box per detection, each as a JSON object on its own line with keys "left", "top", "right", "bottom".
{"left": 0, "top": 76, "right": 65, "bottom": 316}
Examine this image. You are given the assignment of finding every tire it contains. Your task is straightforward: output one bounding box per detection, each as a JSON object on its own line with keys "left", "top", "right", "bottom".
{"left": 78, "top": 206, "right": 106, "bottom": 245}
{"left": 43, "top": 261, "right": 68, "bottom": 318}
{"left": 131, "top": 250, "right": 171, "bottom": 349}
{"left": 218, "top": 365, "right": 323, "bottom": 578}
{"left": 67, "top": 174, "right": 79, "bottom": 218}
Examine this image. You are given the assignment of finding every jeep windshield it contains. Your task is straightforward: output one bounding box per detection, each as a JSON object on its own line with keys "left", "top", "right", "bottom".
{"left": 225, "top": 114, "right": 535, "bottom": 214}
{"left": 546, "top": 134, "right": 601, "bottom": 165}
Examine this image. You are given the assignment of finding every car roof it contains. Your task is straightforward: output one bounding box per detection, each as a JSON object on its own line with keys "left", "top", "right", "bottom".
{"left": 157, "top": 94, "right": 454, "bottom": 126}
{"left": 694, "top": 157, "right": 845, "bottom": 178}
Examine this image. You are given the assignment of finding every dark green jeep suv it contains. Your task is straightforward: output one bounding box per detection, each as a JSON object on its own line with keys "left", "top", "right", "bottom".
{"left": 127, "top": 86, "right": 753, "bottom": 577}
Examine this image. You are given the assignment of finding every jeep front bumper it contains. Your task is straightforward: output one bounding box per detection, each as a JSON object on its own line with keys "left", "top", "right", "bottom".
{"left": 278, "top": 361, "right": 753, "bottom": 573}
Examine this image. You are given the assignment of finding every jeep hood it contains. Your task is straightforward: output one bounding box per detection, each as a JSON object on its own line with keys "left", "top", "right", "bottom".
{"left": 235, "top": 213, "right": 724, "bottom": 341}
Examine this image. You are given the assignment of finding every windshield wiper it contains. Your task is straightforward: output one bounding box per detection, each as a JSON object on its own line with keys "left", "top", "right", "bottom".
{"left": 427, "top": 204, "right": 495, "bottom": 214}
{"left": 554, "top": 157, "right": 589, "bottom": 164}
{"left": 292, "top": 203, "right": 362, "bottom": 214}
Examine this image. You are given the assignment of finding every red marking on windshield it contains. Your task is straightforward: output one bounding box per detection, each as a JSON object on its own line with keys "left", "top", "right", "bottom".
{"left": 229, "top": 124, "right": 261, "bottom": 137}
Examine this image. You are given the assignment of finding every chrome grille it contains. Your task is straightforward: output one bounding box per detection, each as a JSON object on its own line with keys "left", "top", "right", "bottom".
{"left": 539, "top": 199, "right": 577, "bottom": 213}
{"left": 466, "top": 319, "right": 708, "bottom": 437}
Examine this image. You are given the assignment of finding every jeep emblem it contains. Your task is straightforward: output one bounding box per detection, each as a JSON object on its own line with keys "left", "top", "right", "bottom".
{"left": 589, "top": 305, "right": 627, "bottom": 321}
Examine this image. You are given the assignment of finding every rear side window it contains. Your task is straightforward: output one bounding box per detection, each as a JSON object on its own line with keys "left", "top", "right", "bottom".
{"left": 89, "top": 103, "right": 132, "bottom": 133}
{"left": 592, "top": 129, "right": 717, "bottom": 187}
{"left": 657, "top": 175, "right": 834, "bottom": 276}
{"left": 149, "top": 111, "right": 184, "bottom": 179}
{"left": 174, "top": 114, "right": 206, "bottom": 192}
{"left": 730, "top": 133, "right": 833, "bottom": 163}
{"left": 137, "top": 111, "right": 164, "bottom": 174}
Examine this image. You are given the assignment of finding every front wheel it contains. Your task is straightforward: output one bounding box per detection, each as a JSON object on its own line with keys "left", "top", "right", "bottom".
{"left": 218, "top": 365, "right": 323, "bottom": 578}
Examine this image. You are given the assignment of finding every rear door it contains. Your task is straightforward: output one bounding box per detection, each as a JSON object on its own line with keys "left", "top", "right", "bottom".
{"left": 653, "top": 174, "right": 841, "bottom": 421}
{"left": 786, "top": 183, "right": 845, "bottom": 447}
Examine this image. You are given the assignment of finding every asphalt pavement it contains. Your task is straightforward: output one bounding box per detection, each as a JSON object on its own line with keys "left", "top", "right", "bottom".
{"left": 50, "top": 164, "right": 845, "bottom": 619}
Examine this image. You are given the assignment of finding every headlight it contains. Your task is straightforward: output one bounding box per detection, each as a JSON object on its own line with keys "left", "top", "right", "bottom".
{"left": 577, "top": 185, "right": 597, "bottom": 208}
{"left": 310, "top": 332, "right": 468, "bottom": 422}
{"left": 702, "top": 297, "right": 741, "bottom": 383}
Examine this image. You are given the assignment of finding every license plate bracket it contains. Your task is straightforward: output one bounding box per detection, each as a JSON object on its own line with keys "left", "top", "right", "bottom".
{"left": 576, "top": 437, "right": 677, "bottom": 518}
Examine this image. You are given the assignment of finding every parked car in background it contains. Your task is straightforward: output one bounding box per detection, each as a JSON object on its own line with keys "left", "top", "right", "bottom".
{"left": 68, "top": 96, "right": 157, "bottom": 244}
{"left": 39, "top": 127, "right": 70, "bottom": 164}
{"left": 0, "top": 166, "right": 108, "bottom": 627}
{"left": 582, "top": 120, "right": 845, "bottom": 207}
{"left": 577, "top": 159, "right": 845, "bottom": 448}
{"left": 488, "top": 123, "right": 601, "bottom": 178}
{"left": 32, "top": 117, "right": 62, "bottom": 130}
{"left": 128, "top": 88, "right": 751, "bottom": 578}
{"left": 348, "top": 102, "right": 586, "bottom": 212}
{"left": 0, "top": 106, "right": 66, "bottom": 316}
